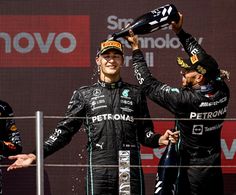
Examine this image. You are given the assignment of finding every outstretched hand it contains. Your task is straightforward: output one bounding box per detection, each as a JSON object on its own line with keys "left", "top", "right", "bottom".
{"left": 7, "top": 153, "right": 36, "bottom": 171}
{"left": 159, "top": 129, "right": 180, "bottom": 146}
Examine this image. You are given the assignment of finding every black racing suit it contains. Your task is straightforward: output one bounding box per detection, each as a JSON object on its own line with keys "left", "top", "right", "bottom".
{"left": 43, "top": 80, "right": 161, "bottom": 195}
{"left": 132, "top": 29, "right": 230, "bottom": 195}
{"left": 0, "top": 100, "right": 22, "bottom": 194}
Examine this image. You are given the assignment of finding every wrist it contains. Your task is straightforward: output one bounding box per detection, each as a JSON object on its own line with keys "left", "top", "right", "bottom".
{"left": 131, "top": 44, "right": 139, "bottom": 51}
{"left": 158, "top": 135, "right": 164, "bottom": 146}
{"left": 176, "top": 28, "right": 185, "bottom": 37}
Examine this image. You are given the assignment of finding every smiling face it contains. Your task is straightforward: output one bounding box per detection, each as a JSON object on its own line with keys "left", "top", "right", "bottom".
{"left": 96, "top": 49, "right": 124, "bottom": 83}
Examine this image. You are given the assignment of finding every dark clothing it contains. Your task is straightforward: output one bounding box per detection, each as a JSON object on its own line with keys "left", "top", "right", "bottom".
{"left": 0, "top": 100, "right": 22, "bottom": 194}
{"left": 178, "top": 152, "right": 223, "bottom": 195}
{"left": 43, "top": 80, "right": 161, "bottom": 195}
{"left": 132, "top": 30, "right": 229, "bottom": 195}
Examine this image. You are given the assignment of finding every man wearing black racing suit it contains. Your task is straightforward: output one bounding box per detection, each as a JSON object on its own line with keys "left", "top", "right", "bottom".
{"left": 0, "top": 100, "right": 22, "bottom": 194}
{"left": 126, "top": 13, "right": 230, "bottom": 195}
{"left": 7, "top": 39, "right": 178, "bottom": 195}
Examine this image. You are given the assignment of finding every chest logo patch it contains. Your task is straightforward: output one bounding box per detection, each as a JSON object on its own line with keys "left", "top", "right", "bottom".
{"left": 93, "top": 89, "right": 101, "bottom": 97}
{"left": 122, "top": 89, "right": 130, "bottom": 97}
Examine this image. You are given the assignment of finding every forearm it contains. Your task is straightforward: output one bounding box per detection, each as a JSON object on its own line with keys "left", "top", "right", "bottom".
{"left": 177, "top": 29, "right": 206, "bottom": 55}
{"left": 146, "top": 133, "right": 161, "bottom": 148}
{"left": 132, "top": 49, "right": 153, "bottom": 84}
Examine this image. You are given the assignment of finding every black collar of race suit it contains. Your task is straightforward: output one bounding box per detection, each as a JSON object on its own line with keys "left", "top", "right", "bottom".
{"left": 98, "top": 79, "right": 123, "bottom": 89}
{"left": 193, "top": 83, "right": 220, "bottom": 97}
{"left": 194, "top": 83, "right": 214, "bottom": 93}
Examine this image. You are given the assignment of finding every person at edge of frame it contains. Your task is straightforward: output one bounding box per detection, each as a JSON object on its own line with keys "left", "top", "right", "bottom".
{"left": 7, "top": 39, "right": 179, "bottom": 195}
{"left": 125, "top": 12, "right": 230, "bottom": 195}
{"left": 0, "top": 100, "right": 22, "bottom": 195}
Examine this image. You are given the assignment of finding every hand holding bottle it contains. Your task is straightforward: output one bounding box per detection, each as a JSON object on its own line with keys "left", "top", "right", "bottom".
{"left": 171, "top": 12, "right": 183, "bottom": 34}
{"left": 155, "top": 129, "right": 179, "bottom": 195}
{"left": 159, "top": 129, "right": 179, "bottom": 146}
{"left": 125, "top": 29, "right": 139, "bottom": 51}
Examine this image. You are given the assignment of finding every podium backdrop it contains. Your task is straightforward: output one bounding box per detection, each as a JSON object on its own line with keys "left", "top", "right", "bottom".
{"left": 0, "top": 0, "right": 235, "bottom": 194}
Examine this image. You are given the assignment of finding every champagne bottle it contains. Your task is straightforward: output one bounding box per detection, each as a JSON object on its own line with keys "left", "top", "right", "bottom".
{"left": 154, "top": 129, "right": 178, "bottom": 195}
{"left": 110, "top": 4, "right": 180, "bottom": 40}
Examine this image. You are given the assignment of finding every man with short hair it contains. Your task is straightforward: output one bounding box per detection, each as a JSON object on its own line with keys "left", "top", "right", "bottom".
{"left": 126, "top": 13, "right": 230, "bottom": 195}
{"left": 7, "top": 39, "right": 178, "bottom": 195}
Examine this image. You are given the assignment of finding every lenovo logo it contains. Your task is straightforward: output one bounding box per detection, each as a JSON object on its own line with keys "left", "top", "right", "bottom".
{"left": 0, "top": 15, "right": 90, "bottom": 67}
{"left": 0, "top": 32, "right": 76, "bottom": 54}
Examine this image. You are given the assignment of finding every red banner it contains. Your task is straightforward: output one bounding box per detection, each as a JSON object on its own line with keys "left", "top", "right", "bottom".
{"left": 0, "top": 15, "right": 90, "bottom": 67}
{"left": 141, "top": 121, "right": 236, "bottom": 174}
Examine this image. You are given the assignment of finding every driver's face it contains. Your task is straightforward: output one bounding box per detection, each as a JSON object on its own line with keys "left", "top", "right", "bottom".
{"left": 96, "top": 50, "right": 124, "bottom": 81}
{"left": 180, "top": 70, "right": 201, "bottom": 87}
